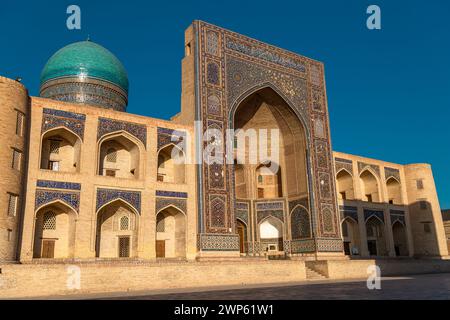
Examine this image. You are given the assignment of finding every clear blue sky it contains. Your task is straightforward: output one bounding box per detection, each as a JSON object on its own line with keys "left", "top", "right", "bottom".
{"left": 1, "top": 0, "right": 449, "bottom": 208}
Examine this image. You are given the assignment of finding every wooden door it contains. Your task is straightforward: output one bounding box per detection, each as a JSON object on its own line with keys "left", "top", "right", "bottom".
{"left": 118, "top": 236, "right": 130, "bottom": 258}
{"left": 156, "top": 240, "right": 165, "bottom": 258}
{"left": 42, "top": 240, "right": 55, "bottom": 258}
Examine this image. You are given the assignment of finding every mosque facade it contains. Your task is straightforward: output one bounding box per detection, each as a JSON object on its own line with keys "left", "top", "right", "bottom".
{"left": 0, "top": 21, "right": 447, "bottom": 263}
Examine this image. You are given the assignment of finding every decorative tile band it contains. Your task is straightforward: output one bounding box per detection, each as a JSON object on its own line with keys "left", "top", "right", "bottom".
{"left": 96, "top": 188, "right": 141, "bottom": 214}
{"left": 37, "top": 180, "right": 81, "bottom": 191}
{"left": 335, "top": 157, "right": 352, "bottom": 164}
{"left": 316, "top": 239, "right": 344, "bottom": 252}
{"left": 198, "top": 233, "right": 240, "bottom": 251}
{"left": 226, "top": 38, "right": 306, "bottom": 73}
{"left": 43, "top": 108, "right": 86, "bottom": 120}
{"left": 35, "top": 189, "right": 80, "bottom": 213}
{"left": 235, "top": 202, "right": 249, "bottom": 210}
{"left": 97, "top": 117, "right": 147, "bottom": 147}
{"left": 155, "top": 190, "right": 188, "bottom": 198}
{"left": 255, "top": 201, "right": 284, "bottom": 211}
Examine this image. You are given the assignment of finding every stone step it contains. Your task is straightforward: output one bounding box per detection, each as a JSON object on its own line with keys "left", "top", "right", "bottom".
{"left": 305, "top": 266, "right": 327, "bottom": 279}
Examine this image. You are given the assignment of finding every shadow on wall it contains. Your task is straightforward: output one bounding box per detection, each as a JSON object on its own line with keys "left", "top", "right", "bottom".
{"left": 340, "top": 199, "right": 446, "bottom": 259}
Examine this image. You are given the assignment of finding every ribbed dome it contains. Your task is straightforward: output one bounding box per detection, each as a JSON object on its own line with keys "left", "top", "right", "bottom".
{"left": 39, "top": 41, "right": 129, "bottom": 111}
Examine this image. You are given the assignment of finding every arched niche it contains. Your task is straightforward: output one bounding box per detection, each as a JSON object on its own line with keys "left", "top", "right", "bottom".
{"left": 98, "top": 132, "right": 143, "bottom": 179}
{"left": 155, "top": 206, "right": 186, "bottom": 258}
{"left": 40, "top": 127, "right": 82, "bottom": 172}
{"left": 95, "top": 199, "right": 139, "bottom": 258}
{"left": 157, "top": 144, "right": 186, "bottom": 184}
{"left": 341, "top": 217, "right": 361, "bottom": 256}
{"left": 386, "top": 177, "right": 402, "bottom": 205}
{"left": 336, "top": 169, "right": 354, "bottom": 201}
{"left": 33, "top": 201, "right": 77, "bottom": 259}
{"left": 360, "top": 170, "right": 380, "bottom": 203}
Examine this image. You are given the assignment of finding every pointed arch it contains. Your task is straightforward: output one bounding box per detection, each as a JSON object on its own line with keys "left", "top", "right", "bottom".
{"left": 96, "top": 198, "right": 140, "bottom": 217}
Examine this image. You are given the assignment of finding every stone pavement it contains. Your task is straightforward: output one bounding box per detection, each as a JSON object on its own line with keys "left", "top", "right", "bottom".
{"left": 91, "top": 273, "right": 450, "bottom": 300}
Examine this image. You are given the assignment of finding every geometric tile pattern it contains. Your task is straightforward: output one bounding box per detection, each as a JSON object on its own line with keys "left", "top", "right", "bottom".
{"left": 96, "top": 188, "right": 141, "bottom": 214}
{"left": 41, "top": 108, "right": 86, "bottom": 140}
{"left": 36, "top": 180, "right": 81, "bottom": 191}
{"left": 97, "top": 117, "right": 147, "bottom": 147}
{"left": 35, "top": 189, "right": 80, "bottom": 213}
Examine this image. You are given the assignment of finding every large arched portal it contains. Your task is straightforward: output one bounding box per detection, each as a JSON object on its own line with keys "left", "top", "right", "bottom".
{"left": 33, "top": 202, "right": 77, "bottom": 259}
{"left": 365, "top": 216, "right": 387, "bottom": 256}
{"left": 155, "top": 206, "right": 186, "bottom": 258}
{"left": 233, "top": 87, "right": 309, "bottom": 200}
{"left": 259, "top": 216, "right": 284, "bottom": 253}
{"left": 95, "top": 200, "right": 139, "bottom": 258}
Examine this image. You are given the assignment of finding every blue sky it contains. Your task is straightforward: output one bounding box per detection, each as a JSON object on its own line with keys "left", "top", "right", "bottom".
{"left": 1, "top": 0, "right": 449, "bottom": 208}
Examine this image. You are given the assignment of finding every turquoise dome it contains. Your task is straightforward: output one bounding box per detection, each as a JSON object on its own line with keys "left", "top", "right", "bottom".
{"left": 40, "top": 41, "right": 129, "bottom": 92}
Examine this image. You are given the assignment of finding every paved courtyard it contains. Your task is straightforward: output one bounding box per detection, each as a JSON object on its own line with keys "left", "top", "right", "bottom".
{"left": 100, "top": 273, "right": 450, "bottom": 300}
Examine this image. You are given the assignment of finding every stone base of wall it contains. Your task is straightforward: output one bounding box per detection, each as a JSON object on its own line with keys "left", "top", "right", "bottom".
{"left": 0, "top": 260, "right": 306, "bottom": 299}
{"left": 307, "top": 258, "right": 450, "bottom": 279}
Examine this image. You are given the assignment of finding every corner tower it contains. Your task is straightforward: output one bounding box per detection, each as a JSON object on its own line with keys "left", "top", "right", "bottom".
{"left": 0, "top": 76, "right": 29, "bottom": 262}
{"left": 39, "top": 40, "right": 129, "bottom": 111}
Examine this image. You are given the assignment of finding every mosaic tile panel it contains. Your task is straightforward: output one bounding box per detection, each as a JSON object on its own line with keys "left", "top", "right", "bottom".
{"left": 256, "top": 210, "right": 284, "bottom": 224}
{"left": 97, "top": 117, "right": 147, "bottom": 147}
{"left": 335, "top": 158, "right": 353, "bottom": 175}
{"left": 198, "top": 233, "right": 240, "bottom": 251}
{"left": 358, "top": 161, "right": 381, "bottom": 177}
{"left": 209, "top": 195, "right": 227, "bottom": 229}
{"left": 96, "top": 188, "right": 141, "bottom": 214}
{"left": 316, "top": 239, "right": 344, "bottom": 252}
{"left": 41, "top": 108, "right": 86, "bottom": 140}
{"left": 291, "top": 206, "right": 311, "bottom": 239}
{"left": 385, "top": 167, "right": 401, "bottom": 182}
{"left": 157, "top": 127, "right": 186, "bottom": 151}
{"left": 390, "top": 210, "right": 406, "bottom": 226}
{"left": 35, "top": 189, "right": 80, "bottom": 213}
{"left": 364, "top": 209, "right": 385, "bottom": 223}
{"left": 290, "top": 239, "right": 316, "bottom": 253}
{"left": 339, "top": 205, "right": 358, "bottom": 222}
{"left": 156, "top": 197, "right": 187, "bottom": 214}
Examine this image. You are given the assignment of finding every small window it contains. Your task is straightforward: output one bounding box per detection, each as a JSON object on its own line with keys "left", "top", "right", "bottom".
{"left": 120, "top": 216, "right": 129, "bottom": 231}
{"left": 366, "top": 194, "right": 373, "bottom": 202}
{"left": 340, "top": 192, "right": 347, "bottom": 200}
{"left": 11, "top": 149, "right": 22, "bottom": 171}
{"left": 48, "top": 160, "right": 59, "bottom": 171}
{"left": 258, "top": 175, "right": 263, "bottom": 183}
{"left": 420, "top": 201, "right": 427, "bottom": 210}
{"left": 106, "top": 148, "right": 117, "bottom": 163}
{"left": 49, "top": 140, "right": 60, "bottom": 154}
{"left": 105, "top": 169, "right": 116, "bottom": 177}
{"left": 16, "top": 111, "right": 25, "bottom": 137}
{"left": 118, "top": 237, "right": 130, "bottom": 258}
{"left": 389, "top": 199, "right": 394, "bottom": 204}
{"left": 7, "top": 193, "right": 18, "bottom": 217}
{"left": 43, "top": 211, "right": 56, "bottom": 230}
{"left": 416, "top": 179, "right": 424, "bottom": 190}
{"left": 423, "top": 222, "right": 432, "bottom": 234}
